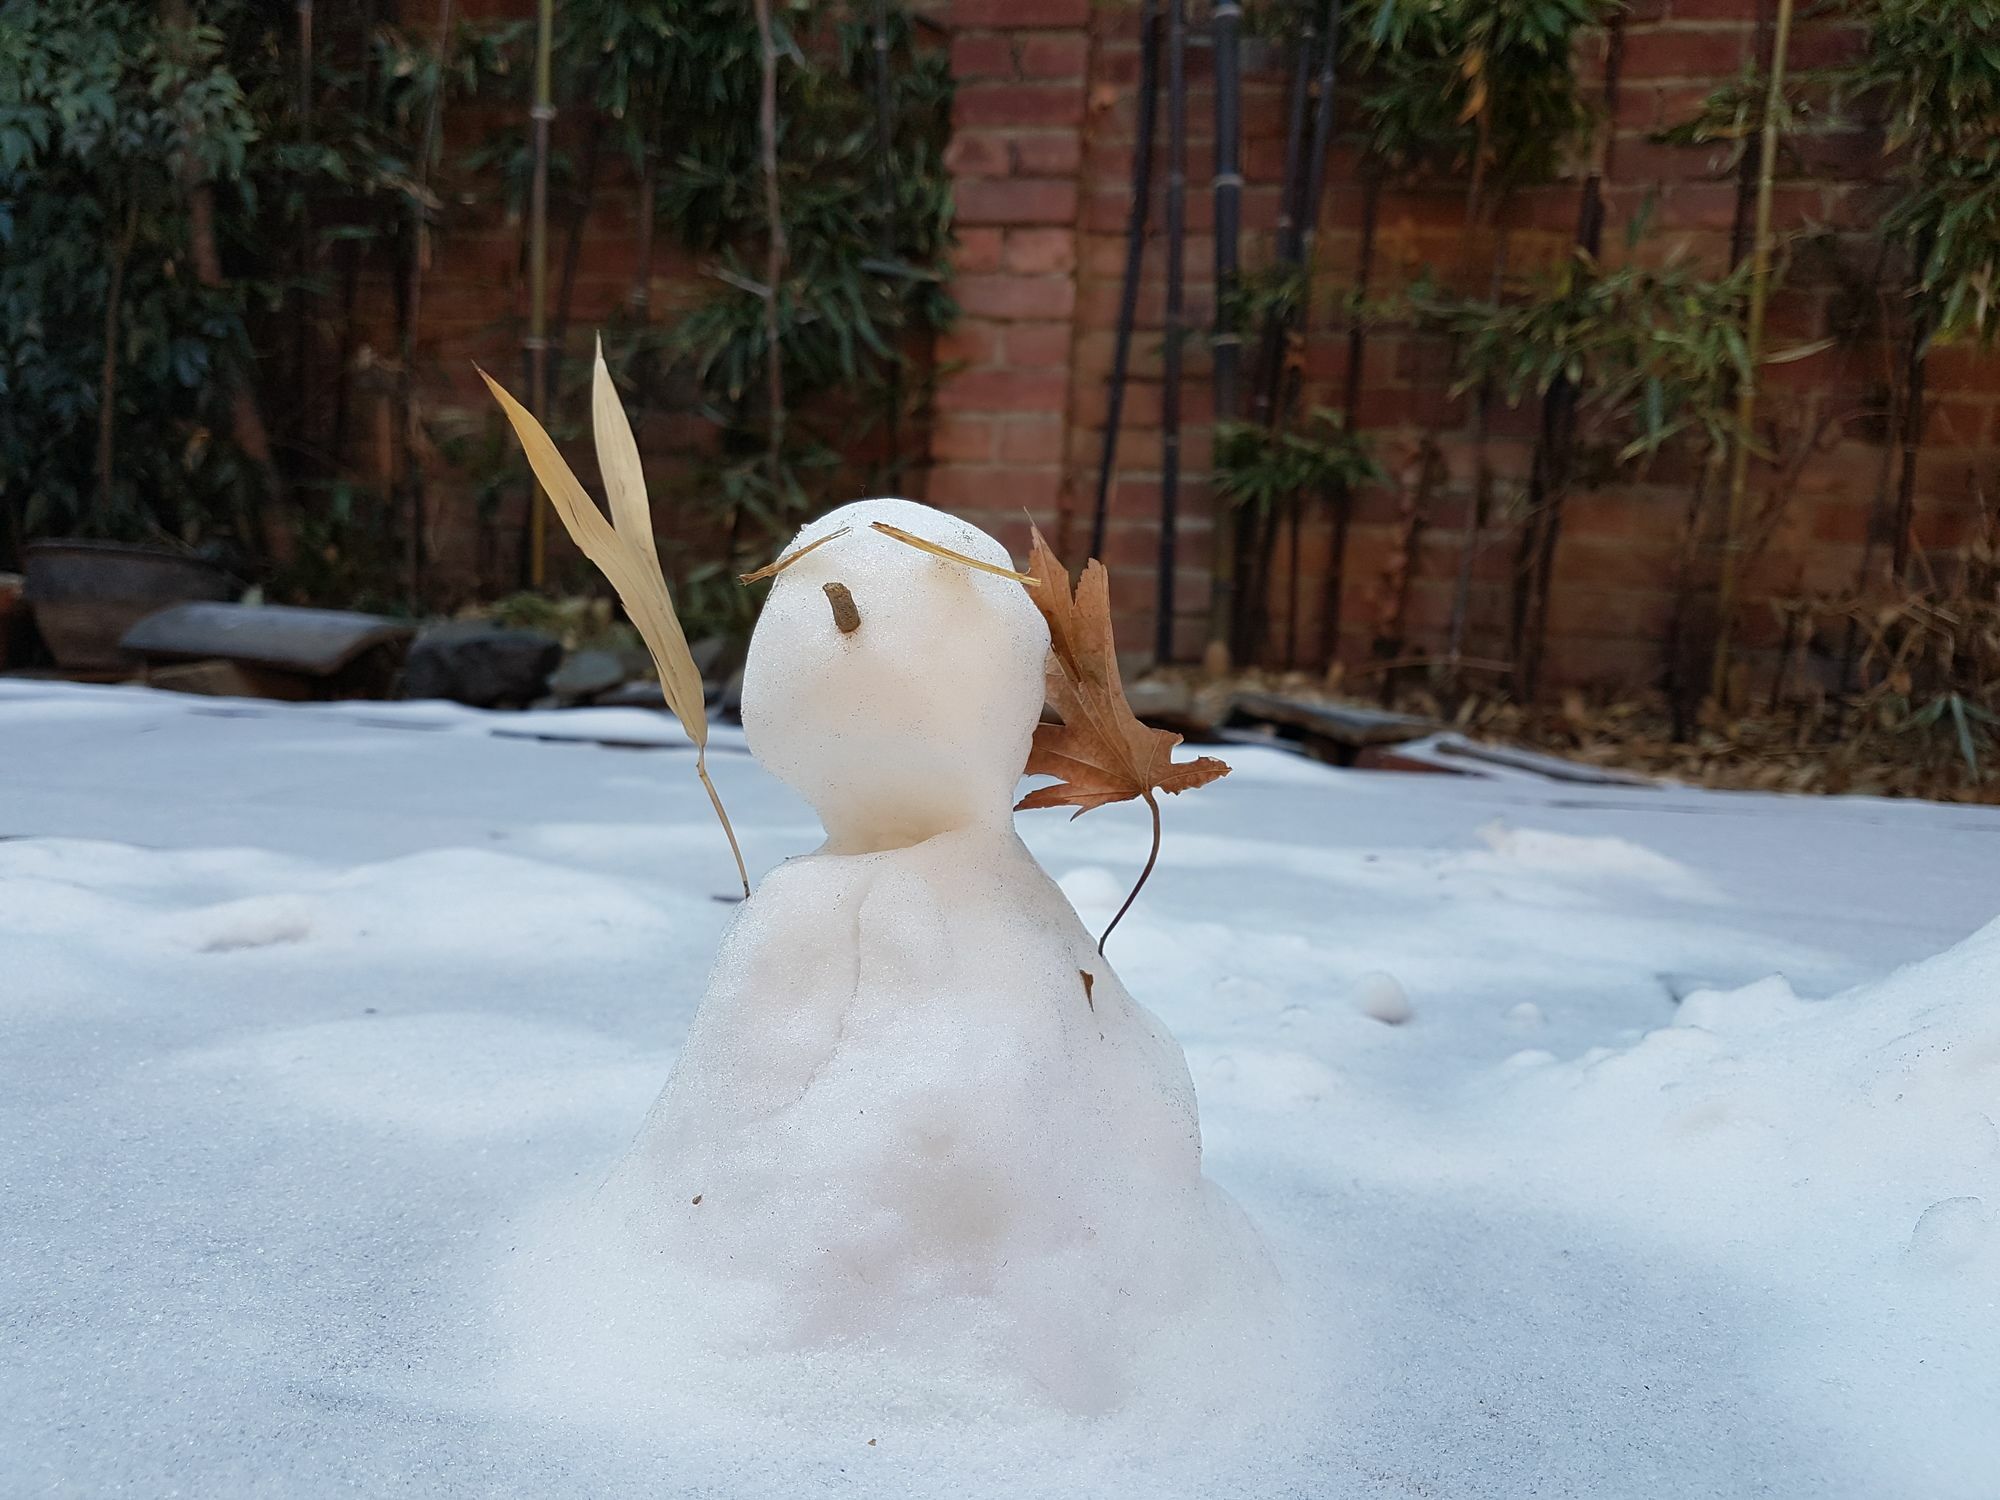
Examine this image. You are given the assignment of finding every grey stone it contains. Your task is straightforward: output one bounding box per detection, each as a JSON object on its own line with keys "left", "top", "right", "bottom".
{"left": 402, "top": 622, "right": 562, "bottom": 708}
{"left": 548, "top": 648, "right": 627, "bottom": 705}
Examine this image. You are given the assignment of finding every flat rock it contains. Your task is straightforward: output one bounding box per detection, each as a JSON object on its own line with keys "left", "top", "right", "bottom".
{"left": 402, "top": 623, "right": 561, "bottom": 708}
{"left": 122, "top": 602, "right": 412, "bottom": 677}
{"left": 548, "top": 648, "right": 627, "bottom": 705}
{"left": 144, "top": 658, "right": 313, "bottom": 701}
{"left": 1230, "top": 690, "right": 1433, "bottom": 753}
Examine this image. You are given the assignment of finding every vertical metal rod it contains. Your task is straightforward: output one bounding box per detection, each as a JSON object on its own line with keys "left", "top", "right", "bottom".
{"left": 526, "top": 0, "right": 553, "bottom": 588}
{"left": 1157, "top": 0, "right": 1188, "bottom": 665}
{"left": 872, "top": 0, "right": 902, "bottom": 468}
{"left": 1205, "top": 0, "right": 1243, "bottom": 667}
{"left": 753, "top": 0, "right": 787, "bottom": 494}
{"left": 1710, "top": 0, "right": 1795, "bottom": 702}
{"left": 1090, "top": 0, "right": 1162, "bottom": 562}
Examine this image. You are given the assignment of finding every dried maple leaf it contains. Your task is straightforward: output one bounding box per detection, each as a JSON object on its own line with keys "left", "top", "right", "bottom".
{"left": 1015, "top": 525, "right": 1228, "bottom": 949}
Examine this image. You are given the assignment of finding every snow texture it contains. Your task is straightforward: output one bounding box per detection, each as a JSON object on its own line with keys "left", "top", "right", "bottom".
{"left": 4, "top": 639, "right": 2000, "bottom": 1495}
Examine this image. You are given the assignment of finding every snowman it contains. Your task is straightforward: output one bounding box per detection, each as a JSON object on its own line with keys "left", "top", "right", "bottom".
{"left": 585, "top": 498, "right": 1277, "bottom": 1415}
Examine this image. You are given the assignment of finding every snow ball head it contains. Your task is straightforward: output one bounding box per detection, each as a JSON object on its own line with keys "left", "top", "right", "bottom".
{"left": 741, "top": 499, "right": 1049, "bottom": 851}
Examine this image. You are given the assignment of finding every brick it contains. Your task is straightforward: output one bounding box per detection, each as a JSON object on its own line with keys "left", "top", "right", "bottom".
{"left": 955, "top": 273, "right": 1077, "bottom": 322}
{"left": 950, "top": 34, "right": 1015, "bottom": 79}
{"left": 935, "top": 324, "right": 1001, "bottom": 367}
{"left": 945, "top": 133, "right": 1010, "bottom": 177}
{"left": 999, "top": 418, "right": 1068, "bottom": 463}
{"left": 955, "top": 227, "right": 1004, "bottom": 274}
{"left": 1621, "top": 26, "right": 1753, "bottom": 81}
{"left": 1003, "top": 227, "right": 1077, "bottom": 274}
{"left": 952, "top": 0, "right": 1089, "bottom": 26}
{"left": 1000, "top": 322, "right": 1072, "bottom": 368}
{"left": 931, "top": 416, "right": 999, "bottom": 463}
{"left": 955, "top": 83, "right": 1086, "bottom": 130}
{"left": 1786, "top": 21, "right": 1867, "bottom": 71}
{"left": 929, "top": 465, "right": 1063, "bottom": 510}
{"left": 1011, "top": 131, "right": 1083, "bottom": 176}
{"left": 1019, "top": 33, "right": 1090, "bottom": 79}
{"left": 935, "top": 366, "right": 1071, "bottom": 414}
{"left": 955, "top": 177, "right": 1079, "bottom": 226}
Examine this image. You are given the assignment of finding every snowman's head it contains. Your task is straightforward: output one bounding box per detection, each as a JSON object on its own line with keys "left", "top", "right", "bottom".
{"left": 740, "top": 498, "right": 1050, "bottom": 853}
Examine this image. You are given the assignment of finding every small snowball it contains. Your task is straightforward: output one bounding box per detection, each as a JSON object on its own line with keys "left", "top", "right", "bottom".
{"left": 1906, "top": 1196, "right": 1990, "bottom": 1271}
{"left": 1352, "top": 971, "right": 1412, "bottom": 1026}
{"left": 1505, "top": 1001, "right": 1545, "bottom": 1029}
{"left": 1503, "top": 1048, "right": 1557, "bottom": 1069}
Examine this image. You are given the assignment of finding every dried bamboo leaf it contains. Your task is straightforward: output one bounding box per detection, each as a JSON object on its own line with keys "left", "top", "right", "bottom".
{"left": 479, "top": 361, "right": 749, "bottom": 896}
{"left": 868, "top": 521, "right": 1039, "bottom": 585}
{"left": 478, "top": 365, "right": 706, "bottom": 746}
{"left": 591, "top": 338, "right": 660, "bottom": 575}
{"left": 737, "top": 527, "right": 851, "bottom": 584}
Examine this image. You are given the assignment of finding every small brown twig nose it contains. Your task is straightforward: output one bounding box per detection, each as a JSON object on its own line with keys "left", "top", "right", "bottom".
{"left": 823, "top": 581, "right": 860, "bottom": 633}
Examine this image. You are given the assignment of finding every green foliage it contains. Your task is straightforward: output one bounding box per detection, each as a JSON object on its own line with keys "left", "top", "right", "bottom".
{"left": 1892, "top": 144, "right": 2000, "bottom": 344}
{"left": 1214, "top": 409, "right": 1380, "bottom": 519}
{"left": 647, "top": 3, "right": 955, "bottom": 555}
{"left": 1412, "top": 246, "right": 1765, "bottom": 463}
{"left": 0, "top": 0, "right": 260, "bottom": 545}
{"left": 0, "top": 0, "right": 518, "bottom": 572}
{"left": 1220, "top": 262, "right": 1310, "bottom": 338}
{"left": 1653, "top": 63, "right": 1814, "bottom": 180}
{"left": 1353, "top": 0, "right": 1617, "bottom": 190}
{"left": 1846, "top": 0, "right": 2000, "bottom": 344}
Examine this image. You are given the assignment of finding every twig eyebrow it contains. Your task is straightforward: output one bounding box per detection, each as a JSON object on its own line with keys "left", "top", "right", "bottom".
{"left": 867, "top": 521, "right": 1039, "bottom": 585}
{"left": 738, "top": 526, "right": 851, "bottom": 583}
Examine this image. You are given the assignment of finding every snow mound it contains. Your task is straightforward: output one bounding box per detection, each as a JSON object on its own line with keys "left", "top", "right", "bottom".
{"left": 1515, "top": 915, "right": 2000, "bottom": 1252}
{"left": 1491, "top": 915, "right": 2000, "bottom": 1494}
{"left": 1475, "top": 820, "right": 1713, "bottom": 898}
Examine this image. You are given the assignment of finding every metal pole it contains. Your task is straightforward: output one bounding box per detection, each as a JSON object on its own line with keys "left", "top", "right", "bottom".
{"left": 527, "top": 0, "right": 554, "bottom": 588}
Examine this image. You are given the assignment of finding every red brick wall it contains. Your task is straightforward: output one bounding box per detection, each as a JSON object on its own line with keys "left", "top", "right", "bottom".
{"left": 927, "top": 0, "right": 2000, "bottom": 692}
{"left": 392, "top": 0, "right": 1999, "bottom": 695}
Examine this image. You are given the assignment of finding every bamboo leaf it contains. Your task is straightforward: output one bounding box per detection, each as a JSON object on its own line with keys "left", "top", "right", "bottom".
{"left": 1761, "top": 337, "right": 1834, "bottom": 366}
{"left": 591, "top": 337, "right": 660, "bottom": 575}
{"left": 478, "top": 361, "right": 748, "bottom": 896}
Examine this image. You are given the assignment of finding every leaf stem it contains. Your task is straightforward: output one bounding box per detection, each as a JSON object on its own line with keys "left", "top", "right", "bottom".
{"left": 697, "top": 748, "right": 751, "bottom": 899}
{"left": 1099, "top": 789, "right": 1161, "bottom": 954}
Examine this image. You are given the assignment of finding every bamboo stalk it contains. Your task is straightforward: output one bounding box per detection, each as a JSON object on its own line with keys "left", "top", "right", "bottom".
{"left": 167, "top": 8, "right": 285, "bottom": 556}
{"left": 1090, "top": 0, "right": 1161, "bottom": 562}
{"left": 1890, "top": 282, "right": 1932, "bottom": 578}
{"left": 96, "top": 203, "right": 138, "bottom": 518}
{"left": 550, "top": 107, "right": 608, "bottom": 399}
{"left": 1232, "top": 3, "right": 1318, "bottom": 660}
{"left": 1512, "top": 11, "right": 1624, "bottom": 701}
{"left": 1205, "top": 0, "right": 1243, "bottom": 670}
{"left": 400, "top": 0, "right": 455, "bottom": 607}
{"left": 1709, "top": 0, "right": 1795, "bottom": 704}
{"left": 1321, "top": 167, "right": 1378, "bottom": 668}
{"left": 294, "top": 0, "right": 316, "bottom": 481}
{"left": 629, "top": 157, "right": 657, "bottom": 317}
{"left": 753, "top": 0, "right": 787, "bottom": 497}
{"left": 872, "top": 0, "right": 902, "bottom": 468}
{"left": 1445, "top": 225, "right": 1507, "bottom": 680}
{"left": 526, "top": 0, "right": 553, "bottom": 588}
{"left": 1280, "top": 0, "right": 1344, "bottom": 667}
{"left": 1157, "top": 0, "right": 1188, "bottom": 665}
{"left": 1249, "top": 7, "right": 1317, "bottom": 430}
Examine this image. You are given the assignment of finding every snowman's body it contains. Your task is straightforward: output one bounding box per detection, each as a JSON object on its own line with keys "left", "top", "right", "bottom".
{"left": 594, "top": 499, "right": 1274, "bottom": 1413}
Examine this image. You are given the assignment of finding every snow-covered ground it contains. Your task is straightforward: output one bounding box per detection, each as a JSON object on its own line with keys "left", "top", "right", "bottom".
{"left": 3, "top": 677, "right": 1997, "bottom": 1498}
